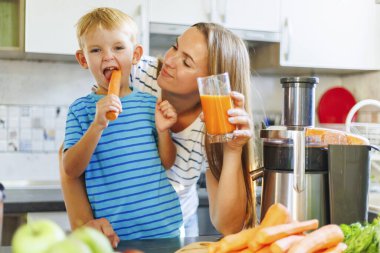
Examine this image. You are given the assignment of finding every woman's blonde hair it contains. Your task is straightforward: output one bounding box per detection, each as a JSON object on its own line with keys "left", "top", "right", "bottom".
{"left": 76, "top": 7, "right": 138, "bottom": 49}
{"left": 192, "top": 22, "right": 257, "bottom": 228}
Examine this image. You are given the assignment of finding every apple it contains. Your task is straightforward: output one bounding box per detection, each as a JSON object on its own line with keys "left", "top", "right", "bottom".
{"left": 44, "top": 237, "right": 92, "bottom": 253}
{"left": 69, "top": 226, "right": 114, "bottom": 253}
{"left": 11, "top": 219, "right": 66, "bottom": 253}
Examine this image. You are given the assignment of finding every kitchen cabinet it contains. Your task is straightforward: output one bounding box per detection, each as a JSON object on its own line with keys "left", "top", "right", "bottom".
{"left": 253, "top": 0, "right": 380, "bottom": 74}
{"left": 148, "top": 0, "right": 280, "bottom": 41}
{"left": 0, "top": 0, "right": 24, "bottom": 57}
{"left": 25, "top": 0, "right": 149, "bottom": 56}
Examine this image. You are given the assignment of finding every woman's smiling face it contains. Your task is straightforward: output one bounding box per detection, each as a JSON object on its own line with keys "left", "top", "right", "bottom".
{"left": 158, "top": 27, "right": 209, "bottom": 97}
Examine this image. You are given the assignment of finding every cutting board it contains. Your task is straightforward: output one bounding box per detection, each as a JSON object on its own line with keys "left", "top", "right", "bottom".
{"left": 175, "top": 241, "right": 213, "bottom": 253}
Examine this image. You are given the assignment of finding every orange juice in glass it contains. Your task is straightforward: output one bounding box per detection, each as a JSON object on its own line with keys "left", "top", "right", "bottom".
{"left": 197, "top": 72, "right": 235, "bottom": 143}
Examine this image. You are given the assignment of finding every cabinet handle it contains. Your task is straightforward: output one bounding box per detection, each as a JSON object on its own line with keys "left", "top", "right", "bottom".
{"left": 283, "top": 18, "right": 292, "bottom": 61}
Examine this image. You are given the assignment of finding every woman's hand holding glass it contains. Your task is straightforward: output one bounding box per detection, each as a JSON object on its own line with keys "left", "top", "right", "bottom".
{"left": 226, "top": 91, "right": 253, "bottom": 150}
{"left": 200, "top": 90, "right": 252, "bottom": 149}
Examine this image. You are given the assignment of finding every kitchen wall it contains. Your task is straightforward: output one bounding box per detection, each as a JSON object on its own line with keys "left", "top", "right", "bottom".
{"left": 0, "top": 57, "right": 376, "bottom": 183}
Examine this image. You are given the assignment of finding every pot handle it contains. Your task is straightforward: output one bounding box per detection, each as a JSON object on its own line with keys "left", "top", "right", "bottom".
{"left": 250, "top": 167, "right": 264, "bottom": 181}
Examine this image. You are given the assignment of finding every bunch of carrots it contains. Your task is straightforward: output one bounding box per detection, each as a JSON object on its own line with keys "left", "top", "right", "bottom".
{"left": 208, "top": 203, "right": 346, "bottom": 253}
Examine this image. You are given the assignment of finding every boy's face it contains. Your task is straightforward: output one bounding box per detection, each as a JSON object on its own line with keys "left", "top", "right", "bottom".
{"left": 75, "top": 25, "right": 142, "bottom": 95}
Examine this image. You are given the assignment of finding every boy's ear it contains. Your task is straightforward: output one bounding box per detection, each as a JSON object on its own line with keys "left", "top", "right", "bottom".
{"left": 75, "top": 50, "right": 88, "bottom": 69}
{"left": 132, "top": 44, "right": 143, "bottom": 65}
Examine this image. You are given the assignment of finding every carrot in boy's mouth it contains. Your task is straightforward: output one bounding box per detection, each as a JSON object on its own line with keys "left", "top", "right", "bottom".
{"left": 106, "top": 69, "right": 122, "bottom": 121}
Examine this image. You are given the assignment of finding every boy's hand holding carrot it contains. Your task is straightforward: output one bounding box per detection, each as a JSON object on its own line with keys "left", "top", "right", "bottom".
{"left": 93, "top": 70, "right": 123, "bottom": 129}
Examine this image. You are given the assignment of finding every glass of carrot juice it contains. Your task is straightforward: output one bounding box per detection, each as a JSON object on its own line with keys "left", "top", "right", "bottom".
{"left": 197, "top": 72, "right": 235, "bottom": 143}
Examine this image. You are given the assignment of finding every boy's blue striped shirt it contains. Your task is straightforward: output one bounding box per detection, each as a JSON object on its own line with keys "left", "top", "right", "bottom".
{"left": 64, "top": 89, "right": 182, "bottom": 239}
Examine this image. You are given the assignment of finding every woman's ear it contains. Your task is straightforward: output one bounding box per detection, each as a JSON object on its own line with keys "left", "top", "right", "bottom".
{"left": 75, "top": 50, "right": 88, "bottom": 69}
{"left": 132, "top": 44, "right": 143, "bottom": 65}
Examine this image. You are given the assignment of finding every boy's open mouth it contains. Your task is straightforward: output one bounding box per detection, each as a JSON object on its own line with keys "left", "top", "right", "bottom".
{"left": 103, "top": 67, "right": 119, "bottom": 81}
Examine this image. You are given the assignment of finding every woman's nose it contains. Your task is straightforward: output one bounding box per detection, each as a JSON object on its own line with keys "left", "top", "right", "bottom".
{"left": 164, "top": 51, "right": 178, "bottom": 68}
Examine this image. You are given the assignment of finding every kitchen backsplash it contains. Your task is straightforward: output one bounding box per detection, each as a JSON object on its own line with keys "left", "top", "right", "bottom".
{"left": 0, "top": 104, "right": 67, "bottom": 152}
{"left": 0, "top": 58, "right": 379, "bottom": 182}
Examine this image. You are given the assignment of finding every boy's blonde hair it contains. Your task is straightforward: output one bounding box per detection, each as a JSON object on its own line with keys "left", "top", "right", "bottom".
{"left": 76, "top": 7, "right": 138, "bottom": 49}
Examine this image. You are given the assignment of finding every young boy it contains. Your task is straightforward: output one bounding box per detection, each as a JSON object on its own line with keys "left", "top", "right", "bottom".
{"left": 62, "top": 7, "right": 182, "bottom": 240}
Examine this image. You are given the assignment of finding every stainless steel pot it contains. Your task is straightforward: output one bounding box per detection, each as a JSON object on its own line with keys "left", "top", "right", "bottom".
{"left": 260, "top": 170, "right": 329, "bottom": 225}
{"left": 252, "top": 144, "right": 330, "bottom": 225}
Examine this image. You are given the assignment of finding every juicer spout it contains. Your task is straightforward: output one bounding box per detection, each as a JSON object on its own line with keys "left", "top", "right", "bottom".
{"left": 291, "top": 129, "right": 306, "bottom": 193}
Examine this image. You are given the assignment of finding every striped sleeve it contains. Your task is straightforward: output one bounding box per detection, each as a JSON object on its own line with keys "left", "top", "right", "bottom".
{"left": 64, "top": 99, "right": 88, "bottom": 150}
{"left": 131, "top": 56, "right": 161, "bottom": 97}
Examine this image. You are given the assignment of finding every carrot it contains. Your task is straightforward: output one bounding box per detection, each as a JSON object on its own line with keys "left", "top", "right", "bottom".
{"left": 248, "top": 203, "right": 292, "bottom": 252}
{"left": 288, "top": 224, "right": 344, "bottom": 253}
{"left": 320, "top": 242, "right": 347, "bottom": 253}
{"left": 256, "top": 245, "right": 273, "bottom": 253}
{"left": 208, "top": 242, "right": 220, "bottom": 253}
{"left": 256, "top": 219, "right": 319, "bottom": 244}
{"left": 218, "top": 227, "right": 258, "bottom": 253}
{"left": 270, "top": 235, "right": 304, "bottom": 253}
{"left": 106, "top": 69, "right": 122, "bottom": 121}
{"left": 260, "top": 203, "right": 292, "bottom": 227}
{"left": 239, "top": 248, "right": 254, "bottom": 253}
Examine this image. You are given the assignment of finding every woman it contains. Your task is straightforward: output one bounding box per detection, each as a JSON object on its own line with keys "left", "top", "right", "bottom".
{"left": 60, "top": 22, "right": 257, "bottom": 246}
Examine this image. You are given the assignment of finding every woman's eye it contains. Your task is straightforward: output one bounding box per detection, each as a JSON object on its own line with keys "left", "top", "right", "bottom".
{"left": 115, "top": 46, "right": 125, "bottom": 50}
{"left": 90, "top": 48, "right": 100, "bottom": 53}
{"left": 183, "top": 60, "right": 191, "bottom": 67}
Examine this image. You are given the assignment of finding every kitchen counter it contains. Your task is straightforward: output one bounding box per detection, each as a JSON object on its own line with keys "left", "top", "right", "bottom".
{"left": 3, "top": 187, "right": 210, "bottom": 214}
{"left": 3, "top": 188, "right": 65, "bottom": 213}
{"left": 0, "top": 236, "right": 219, "bottom": 253}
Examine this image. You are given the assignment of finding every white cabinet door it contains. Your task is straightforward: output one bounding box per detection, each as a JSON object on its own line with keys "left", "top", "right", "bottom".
{"left": 25, "top": 0, "right": 147, "bottom": 55}
{"left": 149, "top": 0, "right": 210, "bottom": 25}
{"left": 149, "top": 0, "right": 280, "bottom": 34}
{"left": 222, "top": 0, "right": 280, "bottom": 33}
{"left": 280, "top": 0, "right": 380, "bottom": 70}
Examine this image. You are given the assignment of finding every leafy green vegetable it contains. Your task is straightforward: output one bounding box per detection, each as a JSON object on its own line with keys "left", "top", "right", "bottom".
{"left": 340, "top": 217, "right": 380, "bottom": 253}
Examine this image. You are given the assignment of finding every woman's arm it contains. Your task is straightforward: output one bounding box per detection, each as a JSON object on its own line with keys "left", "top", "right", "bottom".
{"left": 206, "top": 147, "right": 247, "bottom": 235}
{"left": 59, "top": 144, "right": 94, "bottom": 228}
{"left": 59, "top": 145, "right": 120, "bottom": 248}
{"left": 206, "top": 91, "right": 253, "bottom": 235}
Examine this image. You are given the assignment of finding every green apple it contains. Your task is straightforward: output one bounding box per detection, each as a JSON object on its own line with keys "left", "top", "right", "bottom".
{"left": 70, "top": 226, "right": 113, "bottom": 253}
{"left": 11, "top": 219, "right": 66, "bottom": 253}
{"left": 44, "top": 237, "right": 92, "bottom": 253}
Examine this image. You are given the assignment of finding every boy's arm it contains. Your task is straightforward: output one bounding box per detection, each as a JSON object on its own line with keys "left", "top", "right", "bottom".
{"left": 63, "top": 123, "right": 103, "bottom": 178}
{"left": 158, "top": 130, "right": 177, "bottom": 169}
{"left": 155, "top": 99, "right": 177, "bottom": 169}
{"left": 63, "top": 95, "right": 122, "bottom": 178}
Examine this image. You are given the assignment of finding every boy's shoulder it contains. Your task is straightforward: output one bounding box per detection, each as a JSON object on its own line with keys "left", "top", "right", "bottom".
{"left": 132, "top": 90, "right": 157, "bottom": 101}
{"left": 69, "top": 93, "right": 97, "bottom": 109}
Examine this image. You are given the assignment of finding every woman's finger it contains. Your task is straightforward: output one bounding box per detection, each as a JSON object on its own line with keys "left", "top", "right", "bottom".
{"left": 229, "top": 116, "right": 250, "bottom": 126}
{"left": 233, "top": 129, "right": 252, "bottom": 138}
{"left": 228, "top": 108, "right": 248, "bottom": 117}
{"left": 230, "top": 91, "right": 245, "bottom": 109}
{"left": 199, "top": 112, "right": 205, "bottom": 122}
